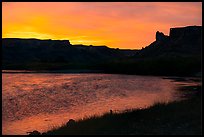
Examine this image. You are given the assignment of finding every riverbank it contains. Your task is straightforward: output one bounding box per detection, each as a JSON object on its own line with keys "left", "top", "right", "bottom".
{"left": 40, "top": 84, "right": 201, "bottom": 135}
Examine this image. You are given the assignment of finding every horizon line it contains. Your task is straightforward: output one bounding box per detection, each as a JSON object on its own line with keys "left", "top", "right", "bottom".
{"left": 2, "top": 37, "right": 141, "bottom": 50}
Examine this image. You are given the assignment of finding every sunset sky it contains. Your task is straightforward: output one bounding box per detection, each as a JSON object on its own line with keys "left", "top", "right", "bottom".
{"left": 2, "top": 2, "right": 202, "bottom": 49}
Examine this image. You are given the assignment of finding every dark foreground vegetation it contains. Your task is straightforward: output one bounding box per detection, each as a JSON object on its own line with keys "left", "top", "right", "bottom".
{"left": 32, "top": 84, "right": 201, "bottom": 135}
{"left": 101, "top": 55, "right": 201, "bottom": 76}
{"left": 3, "top": 55, "right": 201, "bottom": 77}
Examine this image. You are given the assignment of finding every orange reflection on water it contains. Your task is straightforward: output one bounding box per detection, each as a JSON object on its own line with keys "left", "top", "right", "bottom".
{"left": 2, "top": 73, "right": 198, "bottom": 135}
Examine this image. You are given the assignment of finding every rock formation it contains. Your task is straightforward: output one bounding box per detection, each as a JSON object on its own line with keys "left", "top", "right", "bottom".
{"left": 156, "top": 31, "right": 169, "bottom": 42}
{"left": 136, "top": 26, "right": 202, "bottom": 57}
{"left": 66, "top": 119, "right": 76, "bottom": 127}
{"left": 169, "top": 26, "right": 201, "bottom": 41}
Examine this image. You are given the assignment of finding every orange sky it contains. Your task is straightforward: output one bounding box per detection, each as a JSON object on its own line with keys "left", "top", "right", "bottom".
{"left": 2, "top": 2, "right": 202, "bottom": 49}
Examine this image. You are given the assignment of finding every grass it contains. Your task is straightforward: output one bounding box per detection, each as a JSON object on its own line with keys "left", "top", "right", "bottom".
{"left": 42, "top": 84, "right": 202, "bottom": 135}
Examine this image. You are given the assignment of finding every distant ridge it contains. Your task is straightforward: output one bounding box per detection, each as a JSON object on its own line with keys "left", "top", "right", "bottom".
{"left": 2, "top": 25, "right": 202, "bottom": 76}
{"left": 2, "top": 38, "right": 138, "bottom": 70}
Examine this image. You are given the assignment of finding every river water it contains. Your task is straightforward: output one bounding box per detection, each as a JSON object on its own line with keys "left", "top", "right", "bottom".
{"left": 2, "top": 73, "right": 199, "bottom": 135}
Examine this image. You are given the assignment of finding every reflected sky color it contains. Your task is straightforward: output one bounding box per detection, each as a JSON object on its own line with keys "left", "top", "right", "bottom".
{"left": 2, "top": 73, "right": 179, "bottom": 134}
{"left": 3, "top": 73, "right": 201, "bottom": 135}
{"left": 2, "top": 2, "right": 202, "bottom": 49}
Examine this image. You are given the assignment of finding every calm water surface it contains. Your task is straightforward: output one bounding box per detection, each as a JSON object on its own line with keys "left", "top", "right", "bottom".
{"left": 2, "top": 73, "right": 199, "bottom": 135}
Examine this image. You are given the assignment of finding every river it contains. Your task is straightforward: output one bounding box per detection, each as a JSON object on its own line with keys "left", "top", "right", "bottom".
{"left": 2, "top": 73, "right": 199, "bottom": 135}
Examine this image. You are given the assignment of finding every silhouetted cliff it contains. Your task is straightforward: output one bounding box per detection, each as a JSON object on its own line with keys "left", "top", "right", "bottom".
{"left": 136, "top": 26, "right": 202, "bottom": 57}
{"left": 2, "top": 26, "right": 202, "bottom": 76}
{"left": 103, "top": 26, "right": 202, "bottom": 76}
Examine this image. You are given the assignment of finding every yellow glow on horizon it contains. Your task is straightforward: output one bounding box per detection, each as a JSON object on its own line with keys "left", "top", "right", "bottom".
{"left": 3, "top": 31, "right": 53, "bottom": 40}
{"left": 70, "top": 40, "right": 104, "bottom": 46}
